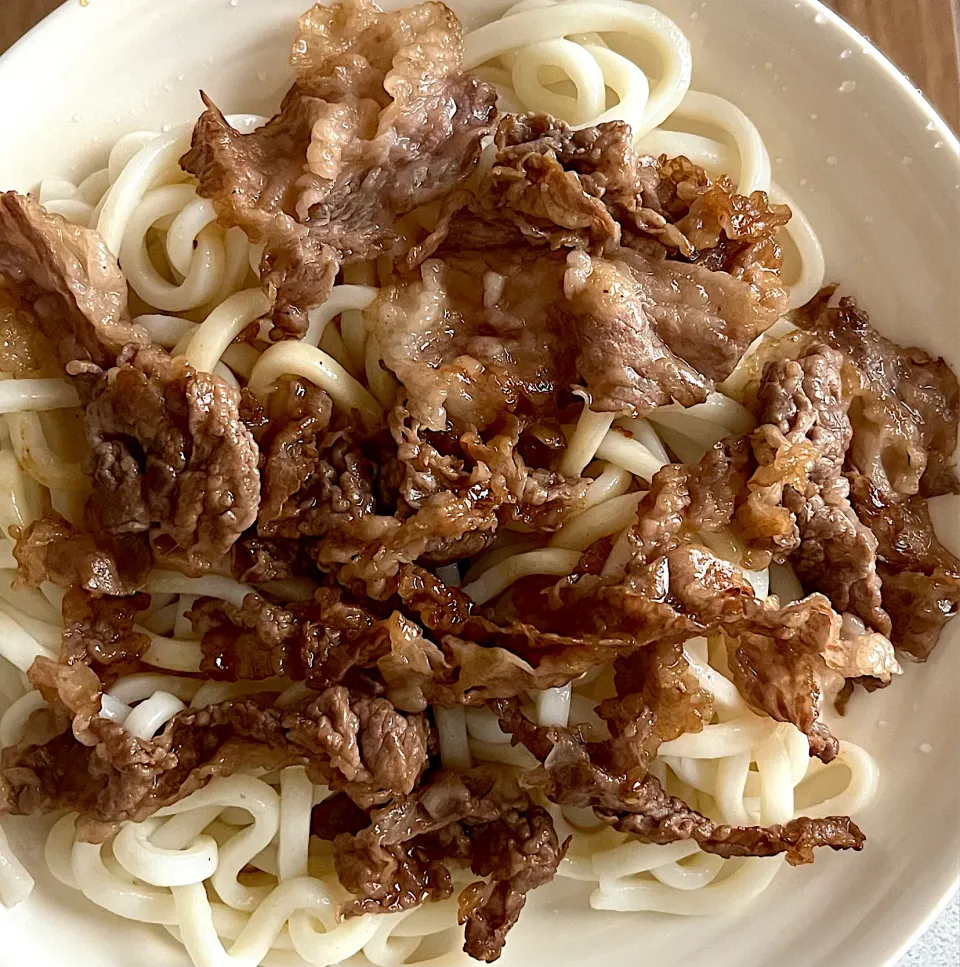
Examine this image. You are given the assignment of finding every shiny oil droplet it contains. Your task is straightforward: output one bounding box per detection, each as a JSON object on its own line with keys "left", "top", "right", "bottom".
{"left": 690, "top": 11, "right": 699, "bottom": 19}
{"left": 810, "top": 113, "right": 819, "bottom": 120}
{"left": 926, "top": 120, "right": 938, "bottom": 131}
{"left": 919, "top": 743, "right": 933, "bottom": 754}
{"left": 839, "top": 80, "right": 857, "bottom": 93}
{"left": 229, "top": 0, "right": 240, "bottom": 6}
{"left": 877, "top": 719, "right": 887, "bottom": 727}
{"left": 71, "top": 113, "right": 82, "bottom": 122}
{"left": 799, "top": 178, "right": 808, "bottom": 186}
{"left": 814, "top": 12, "right": 827, "bottom": 24}
{"left": 934, "top": 140, "right": 945, "bottom": 149}
{"left": 840, "top": 48, "right": 852, "bottom": 59}
{"left": 826, "top": 155, "right": 838, "bottom": 166}
{"left": 161, "top": 123, "right": 172, "bottom": 133}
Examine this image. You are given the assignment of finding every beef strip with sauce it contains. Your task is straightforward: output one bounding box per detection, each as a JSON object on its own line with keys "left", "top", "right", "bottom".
{"left": 0, "top": 3, "right": 957, "bottom": 960}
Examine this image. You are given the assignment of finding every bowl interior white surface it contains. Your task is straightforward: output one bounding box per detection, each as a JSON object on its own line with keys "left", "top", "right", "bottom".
{"left": 0, "top": 1, "right": 958, "bottom": 966}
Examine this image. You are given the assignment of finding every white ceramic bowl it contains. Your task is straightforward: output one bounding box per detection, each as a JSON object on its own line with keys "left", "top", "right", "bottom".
{"left": 0, "top": 2, "right": 957, "bottom": 966}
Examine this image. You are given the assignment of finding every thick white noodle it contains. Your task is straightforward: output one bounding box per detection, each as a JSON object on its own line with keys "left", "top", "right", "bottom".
{"left": 549, "top": 492, "right": 644, "bottom": 551}
{"left": 156, "top": 776, "right": 280, "bottom": 913}
{"left": 536, "top": 685, "right": 572, "bottom": 727}
{"left": 461, "top": 548, "right": 581, "bottom": 604}
{"left": 113, "top": 816, "right": 219, "bottom": 888}
{"left": 249, "top": 342, "right": 382, "bottom": 426}
{"left": 595, "top": 426, "right": 668, "bottom": 480}
{"left": 670, "top": 91, "right": 772, "bottom": 195}
{"left": 146, "top": 571, "right": 252, "bottom": 609}
{"left": 464, "top": 1, "right": 693, "bottom": 138}
{"left": 0, "top": 689, "right": 47, "bottom": 748}
{"left": 122, "top": 691, "right": 187, "bottom": 740}
{"left": 185, "top": 289, "right": 273, "bottom": 375}
{"left": 511, "top": 39, "right": 606, "bottom": 125}
{"left": 435, "top": 705, "right": 473, "bottom": 772}
{"left": 0, "top": 609, "right": 56, "bottom": 671}
{"left": 560, "top": 408, "right": 616, "bottom": 477}
{"left": 303, "top": 286, "right": 378, "bottom": 348}
{"left": 583, "top": 463, "right": 633, "bottom": 508}
{"left": 134, "top": 313, "right": 196, "bottom": 348}
{"left": 121, "top": 185, "right": 226, "bottom": 312}
{"left": 0, "top": 823, "right": 34, "bottom": 908}
{"left": 5, "top": 412, "right": 86, "bottom": 491}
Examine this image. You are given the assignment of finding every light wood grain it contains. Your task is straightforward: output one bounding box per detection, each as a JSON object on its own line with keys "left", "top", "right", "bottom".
{"left": 1, "top": 0, "right": 958, "bottom": 131}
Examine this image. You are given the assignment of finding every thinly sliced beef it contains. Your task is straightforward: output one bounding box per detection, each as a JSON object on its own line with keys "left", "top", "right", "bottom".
{"left": 785, "top": 292, "right": 960, "bottom": 659}
{"left": 333, "top": 767, "right": 567, "bottom": 962}
{"left": 1, "top": 685, "right": 428, "bottom": 833}
{"left": 85, "top": 347, "right": 260, "bottom": 572}
{"left": 795, "top": 289, "right": 960, "bottom": 498}
{"left": 752, "top": 345, "right": 892, "bottom": 636}
{"left": 189, "top": 588, "right": 388, "bottom": 686}
{"left": 376, "top": 245, "right": 784, "bottom": 432}
{"left": 181, "top": 0, "right": 496, "bottom": 334}
{"left": 564, "top": 249, "right": 784, "bottom": 414}
{"left": 13, "top": 514, "right": 149, "bottom": 597}
{"left": 59, "top": 586, "right": 150, "bottom": 673}
{"left": 416, "top": 115, "right": 791, "bottom": 317}
{"left": 256, "top": 376, "right": 377, "bottom": 540}
{"left": 848, "top": 473, "right": 960, "bottom": 660}
{"left": 496, "top": 703, "right": 864, "bottom": 867}
{"left": 300, "top": 406, "right": 584, "bottom": 597}
{"left": 0, "top": 192, "right": 148, "bottom": 369}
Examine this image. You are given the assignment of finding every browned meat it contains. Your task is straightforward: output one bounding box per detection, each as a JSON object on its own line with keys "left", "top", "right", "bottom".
{"left": 233, "top": 536, "right": 312, "bottom": 583}
{"left": 189, "top": 587, "right": 387, "bottom": 686}
{"left": 539, "top": 441, "right": 845, "bottom": 760}
{"left": 334, "top": 769, "right": 522, "bottom": 917}
{"left": 304, "top": 409, "right": 585, "bottom": 597}
{"left": 751, "top": 346, "right": 891, "bottom": 635}
{"left": 790, "top": 485, "right": 890, "bottom": 635}
{"left": 334, "top": 767, "right": 566, "bottom": 961}
{"left": 417, "top": 116, "right": 791, "bottom": 319}
{"left": 849, "top": 473, "right": 960, "bottom": 659}
{"left": 0, "top": 288, "right": 59, "bottom": 376}
{"left": 311, "top": 790, "right": 369, "bottom": 840}
{"left": 756, "top": 346, "right": 852, "bottom": 485}
{"left": 256, "top": 376, "right": 377, "bottom": 540}
{"left": 496, "top": 703, "right": 864, "bottom": 867}
{"left": 795, "top": 289, "right": 960, "bottom": 498}
{"left": 378, "top": 244, "right": 783, "bottom": 432}
{"left": 13, "top": 514, "right": 149, "bottom": 597}
{"left": 376, "top": 250, "right": 572, "bottom": 430}
{"left": 565, "top": 249, "right": 784, "bottom": 414}
{"left": 1, "top": 685, "right": 428, "bottom": 831}
{"left": 599, "top": 642, "right": 713, "bottom": 763}
{"left": 459, "top": 805, "right": 567, "bottom": 963}
{"left": 471, "top": 114, "right": 675, "bottom": 254}
{"left": 0, "top": 192, "right": 148, "bottom": 369}
{"left": 59, "top": 586, "right": 150, "bottom": 673}
{"left": 181, "top": 0, "right": 496, "bottom": 335}
{"left": 85, "top": 347, "right": 260, "bottom": 572}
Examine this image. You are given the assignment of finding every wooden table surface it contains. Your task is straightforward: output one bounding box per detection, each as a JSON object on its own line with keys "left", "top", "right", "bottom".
{"left": 1, "top": 0, "right": 958, "bottom": 131}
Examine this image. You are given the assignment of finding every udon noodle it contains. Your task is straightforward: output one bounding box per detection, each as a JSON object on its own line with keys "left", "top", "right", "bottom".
{"left": 0, "top": 2, "right": 879, "bottom": 966}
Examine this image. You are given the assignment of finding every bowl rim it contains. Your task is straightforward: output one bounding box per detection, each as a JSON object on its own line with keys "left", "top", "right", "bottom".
{"left": 0, "top": 1, "right": 957, "bottom": 966}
